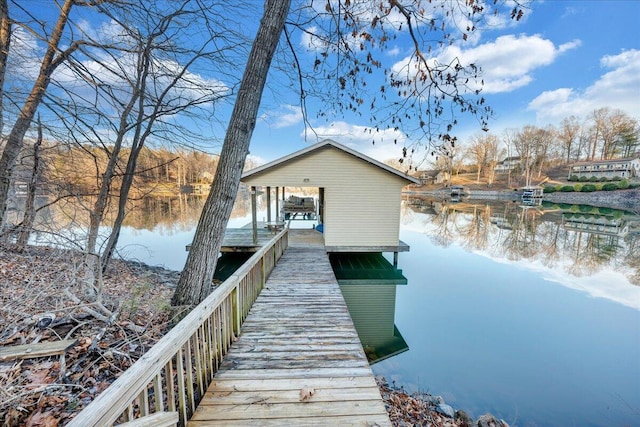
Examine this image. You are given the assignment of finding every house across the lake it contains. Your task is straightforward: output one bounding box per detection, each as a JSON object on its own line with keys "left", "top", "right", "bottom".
{"left": 414, "top": 169, "right": 449, "bottom": 185}
{"left": 568, "top": 157, "right": 640, "bottom": 180}
{"left": 494, "top": 156, "right": 521, "bottom": 173}
{"left": 240, "top": 139, "right": 420, "bottom": 260}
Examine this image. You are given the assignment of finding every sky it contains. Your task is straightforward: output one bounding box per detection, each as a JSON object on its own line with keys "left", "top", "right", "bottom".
{"left": 248, "top": 0, "right": 640, "bottom": 166}
{"left": 6, "top": 1, "right": 640, "bottom": 169}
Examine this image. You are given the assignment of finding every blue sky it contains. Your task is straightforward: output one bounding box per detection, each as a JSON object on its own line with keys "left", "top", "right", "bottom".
{"left": 8, "top": 1, "right": 640, "bottom": 168}
{"left": 249, "top": 1, "right": 640, "bottom": 165}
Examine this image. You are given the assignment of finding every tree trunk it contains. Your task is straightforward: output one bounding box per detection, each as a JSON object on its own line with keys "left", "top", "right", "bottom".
{"left": 172, "top": 0, "right": 291, "bottom": 306}
{"left": 0, "top": 0, "right": 11, "bottom": 133}
{"left": 15, "top": 116, "right": 43, "bottom": 251}
{"left": 0, "top": 0, "right": 74, "bottom": 226}
{"left": 101, "top": 142, "right": 143, "bottom": 271}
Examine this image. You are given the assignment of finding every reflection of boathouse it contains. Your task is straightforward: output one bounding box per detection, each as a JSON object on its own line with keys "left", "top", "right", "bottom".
{"left": 562, "top": 213, "right": 630, "bottom": 237}
{"left": 330, "top": 253, "right": 409, "bottom": 364}
{"left": 521, "top": 186, "right": 543, "bottom": 206}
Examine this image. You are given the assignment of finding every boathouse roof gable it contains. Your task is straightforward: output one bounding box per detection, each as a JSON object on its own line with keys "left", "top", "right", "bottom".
{"left": 241, "top": 139, "right": 421, "bottom": 185}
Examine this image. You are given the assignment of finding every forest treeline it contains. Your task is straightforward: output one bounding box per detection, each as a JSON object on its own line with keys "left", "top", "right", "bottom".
{"left": 426, "top": 107, "right": 640, "bottom": 186}
{"left": 9, "top": 141, "right": 222, "bottom": 196}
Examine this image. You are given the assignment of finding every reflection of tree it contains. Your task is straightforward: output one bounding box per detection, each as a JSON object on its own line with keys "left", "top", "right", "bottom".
{"left": 622, "top": 237, "right": 640, "bottom": 286}
{"left": 459, "top": 203, "right": 491, "bottom": 251}
{"left": 408, "top": 197, "right": 640, "bottom": 285}
{"left": 537, "top": 221, "right": 562, "bottom": 269}
{"left": 24, "top": 193, "right": 257, "bottom": 245}
{"left": 429, "top": 203, "right": 457, "bottom": 248}
{"left": 500, "top": 206, "right": 541, "bottom": 261}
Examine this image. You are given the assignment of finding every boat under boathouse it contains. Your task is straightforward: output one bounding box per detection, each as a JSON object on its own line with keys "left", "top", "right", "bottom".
{"left": 239, "top": 139, "right": 420, "bottom": 263}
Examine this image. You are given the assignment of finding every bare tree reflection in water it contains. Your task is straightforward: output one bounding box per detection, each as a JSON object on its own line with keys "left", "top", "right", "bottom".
{"left": 404, "top": 196, "right": 640, "bottom": 286}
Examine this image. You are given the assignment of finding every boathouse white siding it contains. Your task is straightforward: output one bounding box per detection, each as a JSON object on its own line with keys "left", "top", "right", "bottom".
{"left": 241, "top": 140, "right": 419, "bottom": 251}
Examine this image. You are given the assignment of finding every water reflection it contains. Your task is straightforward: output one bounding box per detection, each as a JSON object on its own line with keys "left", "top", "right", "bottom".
{"left": 402, "top": 197, "right": 640, "bottom": 308}
{"left": 330, "top": 253, "right": 409, "bottom": 364}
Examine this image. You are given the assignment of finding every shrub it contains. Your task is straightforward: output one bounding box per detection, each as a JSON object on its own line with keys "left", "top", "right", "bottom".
{"left": 612, "top": 176, "right": 622, "bottom": 181}
{"left": 619, "top": 179, "right": 630, "bottom": 189}
{"left": 598, "top": 207, "right": 613, "bottom": 215}
{"left": 574, "top": 183, "right": 583, "bottom": 192}
{"left": 569, "top": 175, "right": 579, "bottom": 181}
{"left": 543, "top": 186, "right": 557, "bottom": 193}
{"left": 578, "top": 204, "right": 594, "bottom": 213}
{"left": 599, "top": 176, "right": 608, "bottom": 182}
{"left": 602, "top": 183, "right": 619, "bottom": 191}
{"left": 579, "top": 176, "right": 588, "bottom": 182}
{"left": 589, "top": 176, "right": 598, "bottom": 182}
{"left": 581, "top": 184, "right": 596, "bottom": 192}
{"left": 560, "top": 185, "right": 575, "bottom": 192}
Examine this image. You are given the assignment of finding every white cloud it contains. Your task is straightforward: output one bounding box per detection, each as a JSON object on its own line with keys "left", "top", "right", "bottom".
{"left": 304, "top": 120, "right": 425, "bottom": 164}
{"left": 528, "top": 49, "right": 640, "bottom": 122}
{"left": 390, "top": 34, "right": 580, "bottom": 98}
{"left": 445, "top": 34, "right": 580, "bottom": 94}
{"left": 7, "top": 27, "right": 41, "bottom": 80}
{"left": 266, "top": 105, "right": 304, "bottom": 129}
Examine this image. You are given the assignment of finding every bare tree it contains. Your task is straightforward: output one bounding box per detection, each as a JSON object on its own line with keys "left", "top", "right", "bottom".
{"left": 0, "top": 0, "right": 90, "bottom": 227}
{"left": 172, "top": 0, "right": 292, "bottom": 306}
{"left": 0, "top": 0, "right": 10, "bottom": 133}
{"left": 467, "top": 133, "right": 500, "bottom": 185}
{"left": 172, "top": 0, "right": 526, "bottom": 306}
{"left": 558, "top": 116, "right": 581, "bottom": 163}
{"left": 513, "top": 125, "right": 538, "bottom": 187}
{"left": 15, "top": 115, "right": 42, "bottom": 250}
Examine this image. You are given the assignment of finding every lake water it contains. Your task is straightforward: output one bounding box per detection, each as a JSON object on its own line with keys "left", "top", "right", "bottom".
{"left": 81, "top": 196, "right": 640, "bottom": 426}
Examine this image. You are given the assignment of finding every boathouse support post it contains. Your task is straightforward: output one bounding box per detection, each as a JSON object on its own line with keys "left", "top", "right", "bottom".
{"left": 275, "top": 187, "right": 279, "bottom": 222}
{"left": 393, "top": 252, "right": 398, "bottom": 267}
{"left": 251, "top": 186, "right": 258, "bottom": 244}
{"left": 266, "top": 186, "right": 271, "bottom": 222}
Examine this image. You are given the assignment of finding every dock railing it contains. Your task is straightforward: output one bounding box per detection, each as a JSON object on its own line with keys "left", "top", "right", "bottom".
{"left": 67, "top": 228, "right": 289, "bottom": 427}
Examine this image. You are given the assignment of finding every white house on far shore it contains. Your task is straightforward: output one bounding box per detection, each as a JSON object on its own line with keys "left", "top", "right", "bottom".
{"left": 568, "top": 157, "right": 640, "bottom": 180}
{"left": 494, "top": 156, "right": 521, "bottom": 173}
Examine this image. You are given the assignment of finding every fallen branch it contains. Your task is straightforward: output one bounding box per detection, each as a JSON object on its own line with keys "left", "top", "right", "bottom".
{"left": 88, "top": 306, "right": 120, "bottom": 353}
{"left": 63, "top": 288, "right": 145, "bottom": 334}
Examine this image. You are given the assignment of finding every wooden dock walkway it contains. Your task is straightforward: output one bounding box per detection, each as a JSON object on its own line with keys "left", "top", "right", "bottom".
{"left": 188, "top": 230, "right": 391, "bottom": 426}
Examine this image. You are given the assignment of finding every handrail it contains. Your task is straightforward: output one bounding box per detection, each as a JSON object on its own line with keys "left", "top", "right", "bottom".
{"left": 68, "top": 228, "right": 289, "bottom": 427}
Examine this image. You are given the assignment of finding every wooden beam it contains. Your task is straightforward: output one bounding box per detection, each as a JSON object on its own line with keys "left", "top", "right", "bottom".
{"left": 117, "top": 412, "right": 179, "bottom": 427}
{"left": 0, "top": 339, "right": 77, "bottom": 362}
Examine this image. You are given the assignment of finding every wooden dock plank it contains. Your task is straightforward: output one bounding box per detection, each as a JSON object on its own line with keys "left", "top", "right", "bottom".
{"left": 189, "top": 414, "right": 392, "bottom": 427}
{"left": 188, "top": 236, "right": 390, "bottom": 426}
{"left": 208, "top": 376, "right": 379, "bottom": 392}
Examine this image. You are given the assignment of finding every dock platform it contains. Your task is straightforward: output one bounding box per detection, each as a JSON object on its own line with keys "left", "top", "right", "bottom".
{"left": 188, "top": 230, "right": 391, "bottom": 426}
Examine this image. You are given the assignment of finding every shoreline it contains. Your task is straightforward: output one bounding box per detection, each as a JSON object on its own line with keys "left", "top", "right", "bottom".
{"left": 404, "top": 188, "right": 640, "bottom": 211}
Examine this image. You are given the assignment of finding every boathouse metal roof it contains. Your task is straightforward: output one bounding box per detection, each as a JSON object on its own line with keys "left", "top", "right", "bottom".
{"left": 241, "top": 139, "right": 421, "bottom": 185}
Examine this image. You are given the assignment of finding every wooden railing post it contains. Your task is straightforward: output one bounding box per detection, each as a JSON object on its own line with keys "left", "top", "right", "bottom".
{"left": 260, "top": 256, "right": 266, "bottom": 289}
{"left": 231, "top": 287, "right": 241, "bottom": 336}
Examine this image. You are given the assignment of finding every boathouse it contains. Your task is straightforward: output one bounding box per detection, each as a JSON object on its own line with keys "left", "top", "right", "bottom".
{"left": 241, "top": 139, "right": 420, "bottom": 256}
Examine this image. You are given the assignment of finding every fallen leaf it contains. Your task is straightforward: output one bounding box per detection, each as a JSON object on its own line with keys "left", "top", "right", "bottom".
{"left": 299, "top": 387, "right": 315, "bottom": 402}
{"left": 25, "top": 410, "right": 59, "bottom": 427}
